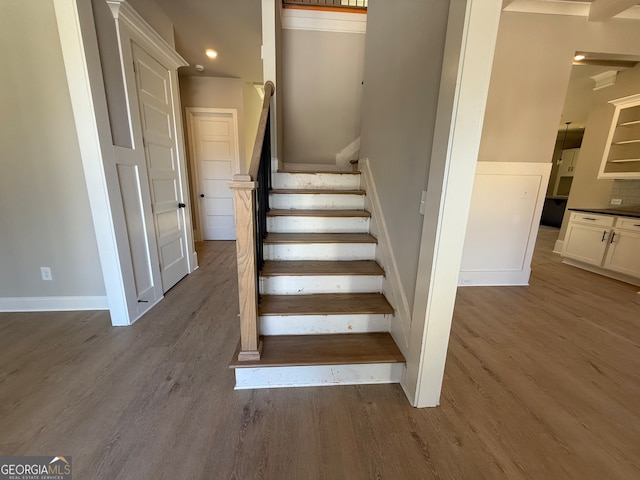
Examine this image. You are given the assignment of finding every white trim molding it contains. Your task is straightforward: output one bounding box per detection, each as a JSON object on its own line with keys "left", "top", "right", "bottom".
{"left": 282, "top": 8, "right": 367, "bottom": 33}
{"left": 360, "top": 158, "right": 412, "bottom": 357}
{"left": 0, "top": 296, "right": 109, "bottom": 312}
{"left": 406, "top": 0, "right": 503, "bottom": 408}
{"left": 336, "top": 137, "right": 361, "bottom": 169}
{"left": 107, "top": 0, "right": 187, "bottom": 69}
{"left": 54, "top": 0, "right": 132, "bottom": 326}
{"left": 553, "top": 239, "right": 564, "bottom": 254}
{"left": 504, "top": 0, "right": 640, "bottom": 20}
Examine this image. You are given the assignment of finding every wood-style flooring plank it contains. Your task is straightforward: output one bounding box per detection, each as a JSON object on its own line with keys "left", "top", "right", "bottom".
{"left": 264, "top": 232, "right": 377, "bottom": 244}
{"left": 229, "top": 332, "right": 405, "bottom": 368}
{"left": 1, "top": 230, "right": 639, "bottom": 479}
{"left": 261, "top": 260, "right": 385, "bottom": 277}
{"left": 258, "top": 292, "right": 394, "bottom": 316}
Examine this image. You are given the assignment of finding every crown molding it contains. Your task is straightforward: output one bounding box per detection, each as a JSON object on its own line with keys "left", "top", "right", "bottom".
{"left": 107, "top": 0, "right": 187, "bottom": 69}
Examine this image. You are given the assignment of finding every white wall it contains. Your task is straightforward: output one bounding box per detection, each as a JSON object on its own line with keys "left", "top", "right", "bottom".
{"left": 479, "top": 12, "right": 640, "bottom": 165}
{"left": 0, "top": 0, "right": 105, "bottom": 303}
{"left": 127, "top": 0, "right": 175, "bottom": 47}
{"left": 282, "top": 28, "right": 365, "bottom": 165}
{"left": 243, "top": 82, "right": 264, "bottom": 168}
{"left": 359, "top": 0, "right": 449, "bottom": 309}
{"left": 180, "top": 76, "right": 248, "bottom": 167}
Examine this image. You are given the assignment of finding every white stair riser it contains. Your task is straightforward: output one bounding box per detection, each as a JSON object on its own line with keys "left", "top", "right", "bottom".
{"left": 264, "top": 243, "right": 376, "bottom": 261}
{"left": 234, "top": 363, "right": 404, "bottom": 389}
{"left": 270, "top": 193, "right": 365, "bottom": 210}
{"left": 273, "top": 173, "right": 361, "bottom": 190}
{"left": 259, "top": 314, "right": 391, "bottom": 335}
{"left": 267, "top": 216, "right": 370, "bottom": 233}
{"left": 260, "top": 274, "right": 383, "bottom": 295}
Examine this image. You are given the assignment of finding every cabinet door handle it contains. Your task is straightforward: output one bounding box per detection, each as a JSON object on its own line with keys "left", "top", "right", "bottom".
{"left": 583, "top": 217, "right": 597, "bottom": 221}
{"left": 601, "top": 230, "right": 608, "bottom": 242}
{"left": 609, "top": 232, "right": 616, "bottom": 244}
{"left": 634, "top": 224, "right": 640, "bottom": 227}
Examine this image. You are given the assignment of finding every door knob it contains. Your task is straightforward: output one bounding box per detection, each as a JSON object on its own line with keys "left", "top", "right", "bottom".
{"left": 200, "top": 194, "right": 205, "bottom": 198}
{"left": 178, "top": 203, "right": 186, "bottom": 208}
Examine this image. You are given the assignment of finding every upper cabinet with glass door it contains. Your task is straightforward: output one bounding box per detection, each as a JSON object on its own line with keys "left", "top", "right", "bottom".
{"left": 599, "top": 93, "right": 640, "bottom": 179}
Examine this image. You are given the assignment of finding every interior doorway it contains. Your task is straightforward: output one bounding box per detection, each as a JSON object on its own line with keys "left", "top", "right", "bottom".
{"left": 185, "top": 108, "right": 241, "bottom": 241}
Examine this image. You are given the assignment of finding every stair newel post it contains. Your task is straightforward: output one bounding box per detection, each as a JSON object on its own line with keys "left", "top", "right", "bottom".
{"left": 228, "top": 81, "right": 274, "bottom": 363}
{"left": 229, "top": 176, "right": 263, "bottom": 361}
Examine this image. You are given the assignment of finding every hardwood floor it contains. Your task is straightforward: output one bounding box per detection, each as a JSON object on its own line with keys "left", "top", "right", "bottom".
{"left": 229, "top": 333, "right": 404, "bottom": 368}
{"left": 1, "top": 227, "right": 639, "bottom": 479}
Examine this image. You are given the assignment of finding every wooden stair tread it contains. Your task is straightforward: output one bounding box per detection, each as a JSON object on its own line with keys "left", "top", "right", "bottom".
{"left": 259, "top": 293, "right": 394, "bottom": 315}
{"left": 278, "top": 169, "right": 360, "bottom": 175}
{"left": 264, "top": 233, "right": 377, "bottom": 244}
{"left": 261, "top": 260, "right": 385, "bottom": 277}
{"left": 267, "top": 209, "right": 370, "bottom": 218}
{"left": 230, "top": 333, "right": 404, "bottom": 368}
{"left": 270, "top": 189, "right": 365, "bottom": 195}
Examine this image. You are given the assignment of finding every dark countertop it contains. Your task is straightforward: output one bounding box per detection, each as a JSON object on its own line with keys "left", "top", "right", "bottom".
{"left": 569, "top": 207, "right": 640, "bottom": 219}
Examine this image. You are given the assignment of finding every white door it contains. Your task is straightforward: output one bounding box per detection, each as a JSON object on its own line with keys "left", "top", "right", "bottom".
{"left": 186, "top": 109, "right": 240, "bottom": 240}
{"left": 562, "top": 222, "right": 609, "bottom": 266}
{"left": 133, "top": 44, "right": 189, "bottom": 292}
{"left": 603, "top": 229, "right": 640, "bottom": 278}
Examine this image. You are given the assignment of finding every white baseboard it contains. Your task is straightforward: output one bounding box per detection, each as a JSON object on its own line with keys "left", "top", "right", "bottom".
{"left": 0, "top": 296, "right": 109, "bottom": 312}
{"left": 553, "top": 239, "right": 564, "bottom": 254}
{"left": 359, "top": 158, "right": 412, "bottom": 356}
{"left": 190, "top": 251, "right": 199, "bottom": 272}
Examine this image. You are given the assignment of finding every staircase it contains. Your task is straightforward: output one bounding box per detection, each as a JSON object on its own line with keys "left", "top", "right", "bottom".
{"left": 230, "top": 167, "right": 405, "bottom": 389}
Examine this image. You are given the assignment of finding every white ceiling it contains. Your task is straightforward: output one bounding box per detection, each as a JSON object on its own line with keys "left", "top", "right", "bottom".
{"left": 153, "top": 0, "right": 263, "bottom": 81}
{"left": 504, "top": 0, "right": 640, "bottom": 20}
{"left": 560, "top": 59, "right": 640, "bottom": 131}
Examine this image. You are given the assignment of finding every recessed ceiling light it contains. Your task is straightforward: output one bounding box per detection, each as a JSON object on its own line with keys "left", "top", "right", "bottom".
{"left": 574, "top": 54, "right": 586, "bottom": 61}
{"left": 205, "top": 49, "right": 218, "bottom": 59}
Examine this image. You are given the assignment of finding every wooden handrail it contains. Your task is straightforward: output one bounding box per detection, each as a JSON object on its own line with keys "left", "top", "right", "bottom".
{"left": 248, "top": 81, "right": 275, "bottom": 180}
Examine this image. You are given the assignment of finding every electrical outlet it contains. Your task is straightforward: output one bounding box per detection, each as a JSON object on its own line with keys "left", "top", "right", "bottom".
{"left": 40, "top": 267, "right": 52, "bottom": 281}
{"left": 610, "top": 198, "right": 623, "bottom": 206}
{"left": 461, "top": 277, "right": 472, "bottom": 285}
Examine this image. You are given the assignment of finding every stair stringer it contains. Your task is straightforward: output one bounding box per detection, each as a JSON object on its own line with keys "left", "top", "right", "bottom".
{"left": 359, "top": 158, "right": 412, "bottom": 357}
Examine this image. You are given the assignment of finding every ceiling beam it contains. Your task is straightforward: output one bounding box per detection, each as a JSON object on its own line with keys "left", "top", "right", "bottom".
{"left": 588, "top": 0, "right": 638, "bottom": 21}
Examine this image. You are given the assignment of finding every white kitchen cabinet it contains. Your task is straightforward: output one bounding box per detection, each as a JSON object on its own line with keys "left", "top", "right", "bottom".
{"left": 599, "top": 93, "right": 640, "bottom": 179}
{"left": 562, "top": 211, "right": 640, "bottom": 285}
{"left": 562, "top": 212, "right": 613, "bottom": 266}
{"left": 602, "top": 221, "right": 640, "bottom": 278}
